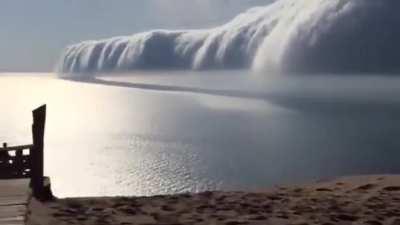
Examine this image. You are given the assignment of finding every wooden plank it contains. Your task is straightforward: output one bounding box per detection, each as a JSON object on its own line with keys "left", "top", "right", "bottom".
{"left": 0, "top": 179, "right": 30, "bottom": 197}
{"left": 0, "top": 145, "right": 33, "bottom": 152}
{"left": 0, "top": 217, "right": 24, "bottom": 225}
{"left": 0, "top": 205, "right": 26, "bottom": 218}
{"left": 0, "top": 179, "right": 30, "bottom": 225}
{"left": 0, "top": 196, "right": 27, "bottom": 206}
{"left": 0, "top": 216, "right": 24, "bottom": 225}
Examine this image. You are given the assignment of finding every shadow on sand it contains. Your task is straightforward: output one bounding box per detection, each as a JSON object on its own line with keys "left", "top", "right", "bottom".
{"left": 64, "top": 77, "right": 400, "bottom": 117}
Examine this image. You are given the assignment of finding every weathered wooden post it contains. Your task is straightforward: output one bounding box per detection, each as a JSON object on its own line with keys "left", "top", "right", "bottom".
{"left": 31, "top": 105, "right": 46, "bottom": 198}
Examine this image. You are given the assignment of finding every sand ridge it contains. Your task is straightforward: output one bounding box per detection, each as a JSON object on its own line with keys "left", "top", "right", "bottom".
{"left": 27, "top": 175, "right": 400, "bottom": 225}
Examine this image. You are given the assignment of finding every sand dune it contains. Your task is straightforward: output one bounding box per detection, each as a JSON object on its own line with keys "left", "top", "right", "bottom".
{"left": 27, "top": 175, "right": 400, "bottom": 225}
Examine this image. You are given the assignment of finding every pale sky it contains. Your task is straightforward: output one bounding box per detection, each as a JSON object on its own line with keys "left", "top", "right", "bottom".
{"left": 0, "top": 0, "right": 269, "bottom": 72}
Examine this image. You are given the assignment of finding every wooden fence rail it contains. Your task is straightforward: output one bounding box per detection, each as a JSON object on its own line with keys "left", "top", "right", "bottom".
{"left": 0, "top": 144, "right": 34, "bottom": 152}
{"left": 0, "top": 105, "right": 50, "bottom": 200}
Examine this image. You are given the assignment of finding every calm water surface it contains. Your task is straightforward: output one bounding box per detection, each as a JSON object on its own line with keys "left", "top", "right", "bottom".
{"left": 1, "top": 72, "right": 400, "bottom": 197}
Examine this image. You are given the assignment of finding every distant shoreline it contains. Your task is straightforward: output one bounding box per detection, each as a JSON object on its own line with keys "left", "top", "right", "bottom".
{"left": 27, "top": 175, "right": 400, "bottom": 225}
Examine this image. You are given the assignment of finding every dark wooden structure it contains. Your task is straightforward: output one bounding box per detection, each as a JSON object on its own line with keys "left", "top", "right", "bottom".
{"left": 0, "top": 144, "right": 33, "bottom": 179}
{"left": 0, "top": 105, "right": 50, "bottom": 199}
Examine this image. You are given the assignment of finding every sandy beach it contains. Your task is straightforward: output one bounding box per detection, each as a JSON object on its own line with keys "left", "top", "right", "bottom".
{"left": 26, "top": 175, "right": 400, "bottom": 225}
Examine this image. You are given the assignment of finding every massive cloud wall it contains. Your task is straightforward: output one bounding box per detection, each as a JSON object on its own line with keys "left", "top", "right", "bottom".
{"left": 58, "top": 0, "right": 400, "bottom": 76}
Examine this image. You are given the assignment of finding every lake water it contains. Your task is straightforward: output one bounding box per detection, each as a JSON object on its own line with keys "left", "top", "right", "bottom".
{"left": 1, "top": 71, "right": 400, "bottom": 197}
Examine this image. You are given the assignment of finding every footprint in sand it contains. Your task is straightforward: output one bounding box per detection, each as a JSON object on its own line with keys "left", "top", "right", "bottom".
{"left": 292, "top": 188, "right": 304, "bottom": 193}
{"left": 112, "top": 202, "right": 126, "bottom": 208}
{"left": 315, "top": 188, "right": 333, "bottom": 192}
{"left": 332, "top": 214, "right": 359, "bottom": 222}
{"left": 355, "top": 184, "right": 377, "bottom": 191}
{"left": 161, "top": 205, "right": 176, "bottom": 212}
{"left": 118, "top": 207, "right": 137, "bottom": 215}
{"left": 90, "top": 207, "right": 104, "bottom": 212}
{"left": 364, "top": 221, "right": 383, "bottom": 225}
{"left": 65, "top": 201, "right": 84, "bottom": 209}
{"left": 52, "top": 212, "right": 70, "bottom": 218}
{"left": 224, "top": 221, "right": 246, "bottom": 225}
{"left": 383, "top": 186, "right": 400, "bottom": 192}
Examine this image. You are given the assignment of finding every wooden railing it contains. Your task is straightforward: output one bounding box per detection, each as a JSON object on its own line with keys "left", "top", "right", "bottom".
{"left": 0, "top": 144, "right": 34, "bottom": 179}
{"left": 0, "top": 105, "right": 48, "bottom": 199}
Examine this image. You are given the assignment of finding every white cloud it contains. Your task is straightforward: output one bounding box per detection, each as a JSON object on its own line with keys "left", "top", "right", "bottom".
{"left": 58, "top": 0, "right": 400, "bottom": 76}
